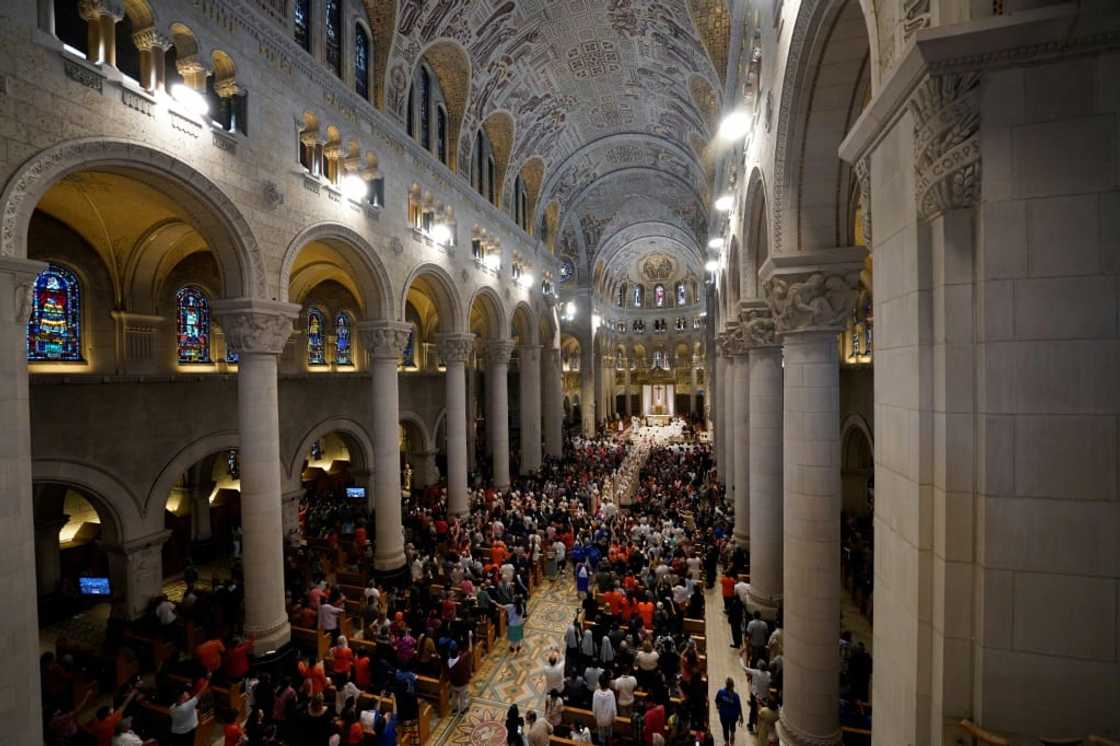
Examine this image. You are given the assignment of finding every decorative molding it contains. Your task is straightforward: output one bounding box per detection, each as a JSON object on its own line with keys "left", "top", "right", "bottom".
{"left": 776, "top": 718, "right": 841, "bottom": 746}
{"left": 764, "top": 269, "right": 861, "bottom": 333}
{"left": 131, "top": 28, "right": 172, "bottom": 52}
{"left": 170, "top": 110, "right": 202, "bottom": 136}
{"left": 910, "top": 72, "right": 981, "bottom": 220}
{"left": 64, "top": 58, "right": 103, "bottom": 93}
{"left": 357, "top": 320, "right": 412, "bottom": 360}
{"left": 900, "top": 0, "right": 932, "bottom": 48}
{"left": 389, "top": 235, "right": 404, "bottom": 255}
{"left": 121, "top": 87, "right": 154, "bottom": 116}
{"left": 301, "top": 174, "right": 321, "bottom": 194}
{"left": 853, "top": 156, "right": 872, "bottom": 244}
{"left": 740, "top": 304, "right": 777, "bottom": 348}
{"left": 435, "top": 333, "right": 475, "bottom": 365}
{"left": 212, "top": 299, "right": 300, "bottom": 355}
{"left": 212, "top": 130, "right": 238, "bottom": 153}
{"left": 481, "top": 339, "right": 517, "bottom": 367}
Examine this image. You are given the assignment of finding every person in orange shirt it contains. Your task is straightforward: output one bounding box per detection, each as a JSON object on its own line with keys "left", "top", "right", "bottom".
{"left": 298, "top": 657, "right": 327, "bottom": 696}
{"left": 86, "top": 687, "right": 138, "bottom": 746}
{"left": 491, "top": 540, "right": 508, "bottom": 567}
{"left": 329, "top": 636, "right": 355, "bottom": 676}
{"left": 720, "top": 573, "right": 736, "bottom": 614}
{"left": 196, "top": 637, "right": 226, "bottom": 675}
{"left": 608, "top": 590, "right": 627, "bottom": 618}
{"left": 354, "top": 652, "right": 371, "bottom": 687}
{"left": 636, "top": 598, "right": 655, "bottom": 629}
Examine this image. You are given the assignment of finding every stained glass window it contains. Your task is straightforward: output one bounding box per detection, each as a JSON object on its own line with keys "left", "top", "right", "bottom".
{"left": 355, "top": 24, "right": 370, "bottom": 99}
{"left": 294, "top": 0, "right": 311, "bottom": 52}
{"left": 335, "top": 312, "right": 353, "bottom": 366}
{"left": 436, "top": 106, "right": 448, "bottom": 164}
{"left": 226, "top": 349, "right": 239, "bottom": 364}
{"left": 401, "top": 327, "right": 416, "bottom": 368}
{"left": 419, "top": 67, "right": 431, "bottom": 150}
{"left": 654, "top": 284, "right": 666, "bottom": 307}
{"left": 407, "top": 83, "right": 415, "bottom": 138}
{"left": 226, "top": 449, "right": 240, "bottom": 479}
{"left": 676, "top": 282, "right": 687, "bottom": 305}
{"left": 176, "top": 286, "right": 211, "bottom": 363}
{"left": 27, "top": 264, "right": 82, "bottom": 361}
{"left": 307, "top": 308, "right": 326, "bottom": 365}
{"left": 325, "top": 0, "right": 342, "bottom": 76}
{"left": 633, "top": 284, "right": 644, "bottom": 307}
{"left": 616, "top": 282, "right": 626, "bottom": 305}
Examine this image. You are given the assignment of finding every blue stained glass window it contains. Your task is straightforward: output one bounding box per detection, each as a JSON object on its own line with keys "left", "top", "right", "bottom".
{"left": 401, "top": 327, "right": 415, "bottom": 368}
{"left": 226, "top": 449, "right": 239, "bottom": 479}
{"left": 226, "top": 348, "right": 239, "bottom": 364}
{"left": 307, "top": 308, "right": 326, "bottom": 365}
{"left": 676, "top": 282, "right": 687, "bottom": 305}
{"left": 325, "top": 0, "right": 342, "bottom": 76}
{"left": 335, "top": 312, "right": 353, "bottom": 365}
{"left": 27, "top": 264, "right": 82, "bottom": 361}
{"left": 294, "top": 0, "right": 311, "bottom": 51}
{"left": 176, "top": 286, "right": 211, "bottom": 363}
{"left": 633, "top": 284, "right": 644, "bottom": 307}
{"left": 355, "top": 24, "right": 370, "bottom": 99}
{"left": 419, "top": 67, "right": 431, "bottom": 150}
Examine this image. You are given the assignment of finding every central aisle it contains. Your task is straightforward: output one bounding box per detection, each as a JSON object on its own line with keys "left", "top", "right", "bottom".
{"left": 434, "top": 575, "right": 581, "bottom": 746}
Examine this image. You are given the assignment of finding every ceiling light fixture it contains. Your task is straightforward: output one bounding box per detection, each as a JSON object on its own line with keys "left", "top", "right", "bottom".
{"left": 430, "top": 222, "right": 452, "bottom": 246}
{"left": 708, "top": 238, "right": 724, "bottom": 250}
{"left": 704, "top": 260, "right": 719, "bottom": 273}
{"left": 714, "top": 194, "right": 734, "bottom": 212}
{"left": 341, "top": 174, "right": 369, "bottom": 202}
{"left": 717, "top": 110, "right": 750, "bottom": 141}
{"left": 518, "top": 273, "right": 534, "bottom": 289}
{"left": 170, "top": 83, "right": 209, "bottom": 118}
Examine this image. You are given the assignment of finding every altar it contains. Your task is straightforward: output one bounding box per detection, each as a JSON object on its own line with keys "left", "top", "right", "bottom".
{"left": 641, "top": 383, "right": 675, "bottom": 425}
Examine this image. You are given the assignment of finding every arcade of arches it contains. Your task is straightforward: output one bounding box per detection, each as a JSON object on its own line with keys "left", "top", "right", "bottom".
{"left": 3, "top": 1, "right": 1119, "bottom": 745}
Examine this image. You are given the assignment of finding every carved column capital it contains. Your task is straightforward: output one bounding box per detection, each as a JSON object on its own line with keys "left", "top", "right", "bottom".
{"left": 131, "top": 27, "right": 172, "bottom": 51}
{"left": 739, "top": 299, "right": 778, "bottom": 348}
{"left": 520, "top": 344, "right": 542, "bottom": 365}
{"left": 212, "top": 299, "right": 299, "bottom": 355}
{"left": 481, "top": 339, "right": 516, "bottom": 367}
{"left": 358, "top": 320, "right": 412, "bottom": 361}
{"left": 909, "top": 71, "right": 982, "bottom": 220}
{"left": 435, "top": 332, "right": 475, "bottom": 365}
{"left": 760, "top": 250, "right": 866, "bottom": 335}
{"left": 853, "top": 156, "right": 872, "bottom": 245}
{"left": 0, "top": 257, "right": 48, "bottom": 327}
{"left": 79, "top": 0, "right": 124, "bottom": 20}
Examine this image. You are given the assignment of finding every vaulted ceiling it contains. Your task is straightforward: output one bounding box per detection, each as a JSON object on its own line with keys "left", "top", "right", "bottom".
{"left": 383, "top": 0, "right": 731, "bottom": 289}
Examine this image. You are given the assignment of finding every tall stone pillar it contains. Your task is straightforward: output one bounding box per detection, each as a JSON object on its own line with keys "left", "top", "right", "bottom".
{"left": 358, "top": 321, "right": 412, "bottom": 572}
{"left": 484, "top": 339, "right": 516, "bottom": 488}
{"left": 542, "top": 347, "right": 563, "bottom": 459}
{"left": 743, "top": 304, "right": 782, "bottom": 618}
{"left": 579, "top": 334, "right": 595, "bottom": 437}
{"left": 214, "top": 298, "right": 299, "bottom": 653}
{"left": 437, "top": 333, "right": 473, "bottom": 516}
{"left": 731, "top": 326, "right": 751, "bottom": 548}
{"left": 132, "top": 28, "right": 172, "bottom": 92}
{"left": 519, "top": 344, "right": 542, "bottom": 473}
{"left": 0, "top": 257, "right": 45, "bottom": 745}
{"left": 689, "top": 359, "right": 698, "bottom": 417}
{"left": 105, "top": 531, "right": 171, "bottom": 620}
{"left": 34, "top": 516, "right": 68, "bottom": 597}
{"left": 717, "top": 327, "right": 738, "bottom": 491}
{"left": 711, "top": 346, "right": 722, "bottom": 479}
{"left": 763, "top": 256, "right": 862, "bottom": 746}
{"left": 622, "top": 361, "right": 631, "bottom": 418}
{"left": 187, "top": 463, "right": 213, "bottom": 543}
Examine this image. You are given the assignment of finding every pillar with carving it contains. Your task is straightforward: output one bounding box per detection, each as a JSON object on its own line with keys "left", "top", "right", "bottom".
{"left": 763, "top": 255, "right": 863, "bottom": 746}
{"left": 437, "top": 333, "right": 474, "bottom": 515}
{"left": 542, "top": 347, "right": 563, "bottom": 459}
{"left": 484, "top": 339, "right": 516, "bottom": 488}
{"left": 358, "top": 320, "right": 412, "bottom": 573}
{"left": 131, "top": 28, "right": 172, "bottom": 92}
{"left": 78, "top": 0, "right": 123, "bottom": 67}
{"left": 214, "top": 298, "right": 299, "bottom": 652}
{"left": 730, "top": 325, "right": 751, "bottom": 548}
{"left": 519, "top": 344, "right": 542, "bottom": 474}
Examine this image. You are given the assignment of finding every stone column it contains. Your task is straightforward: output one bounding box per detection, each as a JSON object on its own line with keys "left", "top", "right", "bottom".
{"left": 712, "top": 339, "right": 726, "bottom": 482}
{"left": 689, "top": 360, "right": 698, "bottom": 417}
{"left": 78, "top": 0, "right": 122, "bottom": 66}
{"left": 437, "top": 333, "right": 474, "bottom": 516}
{"left": 542, "top": 347, "right": 563, "bottom": 459}
{"left": 0, "top": 257, "right": 45, "bottom": 746}
{"left": 579, "top": 334, "right": 595, "bottom": 437}
{"left": 743, "top": 304, "right": 782, "bottom": 618}
{"left": 730, "top": 326, "right": 751, "bottom": 548}
{"left": 358, "top": 321, "right": 412, "bottom": 572}
{"left": 763, "top": 256, "right": 862, "bottom": 746}
{"left": 132, "top": 28, "right": 172, "bottom": 92}
{"left": 214, "top": 298, "right": 299, "bottom": 653}
{"left": 105, "top": 531, "right": 172, "bottom": 620}
{"left": 622, "top": 361, "right": 631, "bottom": 418}
{"left": 34, "top": 516, "right": 68, "bottom": 597}
{"left": 483, "top": 339, "right": 516, "bottom": 488}
{"left": 519, "top": 344, "right": 542, "bottom": 474}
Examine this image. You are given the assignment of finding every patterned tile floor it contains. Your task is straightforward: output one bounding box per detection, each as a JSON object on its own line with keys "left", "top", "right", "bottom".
{"left": 434, "top": 573, "right": 582, "bottom": 746}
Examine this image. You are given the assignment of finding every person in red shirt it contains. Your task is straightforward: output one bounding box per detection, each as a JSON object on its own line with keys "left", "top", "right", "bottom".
{"left": 720, "top": 573, "right": 735, "bottom": 614}
{"left": 298, "top": 658, "right": 327, "bottom": 696}
{"left": 636, "top": 599, "right": 655, "bottom": 629}
{"left": 86, "top": 688, "right": 138, "bottom": 746}
{"left": 196, "top": 637, "right": 226, "bottom": 675}
{"left": 222, "top": 719, "right": 244, "bottom": 746}
{"left": 223, "top": 635, "right": 254, "bottom": 681}
{"left": 330, "top": 636, "right": 355, "bottom": 676}
{"left": 643, "top": 702, "right": 667, "bottom": 746}
{"left": 354, "top": 653, "right": 371, "bottom": 687}
{"left": 354, "top": 525, "right": 367, "bottom": 552}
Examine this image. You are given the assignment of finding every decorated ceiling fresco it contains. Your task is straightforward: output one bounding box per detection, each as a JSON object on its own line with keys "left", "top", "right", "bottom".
{"left": 383, "top": 0, "right": 726, "bottom": 275}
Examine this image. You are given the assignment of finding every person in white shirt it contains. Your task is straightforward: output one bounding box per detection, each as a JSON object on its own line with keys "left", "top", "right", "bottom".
{"left": 611, "top": 672, "right": 637, "bottom": 715}
{"left": 733, "top": 578, "right": 751, "bottom": 608}
{"left": 591, "top": 675, "right": 617, "bottom": 746}
{"left": 111, "top": 719, "right": 144, "bottom": 746}
{"left": 319, "top": 599, "right": 344, "bottom": 643}
{"left": 542, "top": 650, "right": 565, "bottom": 700}
{"left": 155, "top": 596, "right": 177, "bottom": 626}
{"left": 741, "top": 660, "right": 771, "bottom": 733}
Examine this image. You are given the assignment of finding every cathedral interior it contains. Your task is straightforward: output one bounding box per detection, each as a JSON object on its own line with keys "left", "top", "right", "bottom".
{"left": 2, "top": 0, "right": 1119, "bottom": 744}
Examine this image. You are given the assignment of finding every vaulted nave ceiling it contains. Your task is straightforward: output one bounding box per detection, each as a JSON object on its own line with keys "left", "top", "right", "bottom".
{"left": 384, "top": 0, "right": 731, "bottom": 287}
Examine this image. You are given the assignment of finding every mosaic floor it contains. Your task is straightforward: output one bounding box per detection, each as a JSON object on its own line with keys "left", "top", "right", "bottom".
{"left": 430, "top": 573, "right": 582, "bottom": 746}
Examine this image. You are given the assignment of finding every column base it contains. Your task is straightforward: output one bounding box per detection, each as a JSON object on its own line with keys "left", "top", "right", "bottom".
{"left": 733, "top": 529, "right": 750, "bottom": 549}
{"left": 777, "top": 717, "right": 841, "bottom": 746}
{"left": 746, "top": 589, "right": 781, "bottom": 621}
{"left": 253, "top": 641, "right": 297, "bottom": 679}
{"left": 373, "top": 563, "right": 409, "bottom": 587}
{"left": 249, "top": 618, "right": 292, "bottom": 656}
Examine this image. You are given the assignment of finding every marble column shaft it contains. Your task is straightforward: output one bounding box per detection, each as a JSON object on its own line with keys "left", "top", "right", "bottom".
{"left": 484, "top": 339, "right": 515, "bottom": 488}
{"left": 542, "top": 347, "right": 563, "bottom": 459}
{"left": 215, "top": 298, "right": 299, "bottom": 652}
{"left": 732, "top": 337, "right": 751, "bottom": 548}
{"left": 747, "top": 339, "right": 783, "bottom": 617}
{"left": 437, "top": 333, "right": 474, "bottom": 516}
{"left": 359, "top": 320, "right": 412, "bottom": 572}
{"left": 519, "top": 344, "right": 542, "bottom": 474}
{"left": 580, "top": 337, "right": 595, "bottom": 437}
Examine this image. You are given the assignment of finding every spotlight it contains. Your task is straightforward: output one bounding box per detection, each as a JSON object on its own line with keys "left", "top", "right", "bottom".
{"left": 430, "top": 223, "right": 452, "bottom": 246}
{"left": 341, "top": 174, "right": 369, "bottom": 202}
{"left": 705, "top": 260, "right": 719, "bottom": 273}
{"left": 170, "top": 83, "right": 209, "bottom": 118}
{"left": 518, "top": 273, "right": 534, "bottom": 289}
{"left": 708, "top": 238, "right": 724, "bottom": 250}
{"left": 484, "top": 254, "right": 501, "bottom": 270}
{"left": 714, "top": 194, "right": 734, "bottom": 212}
{"left": 718, "top": 110, "right": 750, "bottom": 141}
{"left": 565, "top": 301, "right": 577, "bottom": 318}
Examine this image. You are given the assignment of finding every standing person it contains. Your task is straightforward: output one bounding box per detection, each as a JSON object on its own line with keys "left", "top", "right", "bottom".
{"left": 544, "top": 690, "right": 564, "bottom": 731}
{"left": 713, "top": 678, "right": 743, "bottom": 746}
{"left": 591, "top": 674, "right": 617, "bottom": 746}
{"left": 505, "top": 705, "right": 525, "bottom": 746}
{"left": 542, "top": 649, "right": 565, "bottom": 704}
{"left": 741, "top": 661, "right": 770, "bottom": 733}
{"left": 319, "top": 595, "right": 345, "bottom": 644}
{"left": 505, "top": 596, "right": 527, "bottom": 654}
{"left": 448, "top": 642, "right": 472, "bottom": 715}
{"left": 746, "top": 612, "right": 769, "bottom": 666}
{"left": 169, "top": 679, "right": 208, "bottom": 746}
{"left": 526, "top": 709, "right": 553, "bottom": 746}
{"left": 727, "top": 594, "right": 743, "bottom": 649}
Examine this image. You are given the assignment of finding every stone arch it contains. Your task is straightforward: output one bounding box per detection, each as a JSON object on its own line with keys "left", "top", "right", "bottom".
{"left": 32, "top": 460, "right": 138, "bottom": 544}
{"left": 412, "top": 40, "right": 471, "bottom": 174}
{"left": 468, "top": 285, "right": 508, "bottom": 340}
{"left": 400, "top": 262, "right": 464, "bottom": 332}
{"left": 511, "top": 301, "right": 538, "bottom": 345}
{"left": 743, "top": 167, "right": 771, "bottom": 298}
{"left": 772, "top": 0, "right": 872, "bottom": 255}
{"left": 477, "top": 110, "right": 515, "bottom": 206}
{"left": 398, "top": 410, "right": 434, "bottom": 453}
{"left": 0, "top": 138, "right": 265, "bottom": 298}
{"left": 357, "top": 0, "right": 396, "bottom": 110}
{"left": 279, "top": 222, "right": 394, "bottom": 320}
{"left": 286, "top": 416, "right": 375, "bottom": 486}
{"left": 515, "top": 157, "right": 546, "bottom": 229}
{"left": 144, "top": 430, "right": 240, "bottom": 519}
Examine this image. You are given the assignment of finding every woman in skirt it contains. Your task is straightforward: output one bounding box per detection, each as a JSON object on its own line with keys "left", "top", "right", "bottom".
{"left": 505, "top": 596, "right": 527, "bottom": 654}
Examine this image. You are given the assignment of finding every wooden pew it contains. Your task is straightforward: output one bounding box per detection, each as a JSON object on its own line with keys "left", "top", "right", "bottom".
{"left": 137, "top": 701, "right": 215, "bottom": 746}
{"left": 960, "top": 720, "right": 1009, "bottom": 746}
{"left": 337, "top": 570, "right": 367, "bottom": 588}
{"left": 357, "top": 692, "right": 433, "bottom": 745}
{"left": 683, "top": 618, "right": 705, "bottom": 636}
{"left": 121, "top": 630, "right": 176, "bottom": 671}
{"left": 562, "top": 706, "right": 634, "bottom": 742}
{"left": 291, "top": 625, "right": 330, "bottom": 660}
{"left": 550, "top": 736, "right": 581, "bottom": 746}
{"left": 348, "top": 638, "right": 449, "bottom": 717}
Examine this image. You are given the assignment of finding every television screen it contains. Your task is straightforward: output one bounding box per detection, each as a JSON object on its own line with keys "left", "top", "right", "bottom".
{"left": 346, "top": 487, "right": 366, "bottom": 499}
{"left": 79, "top": 577, "right": 111, "bottom": 596}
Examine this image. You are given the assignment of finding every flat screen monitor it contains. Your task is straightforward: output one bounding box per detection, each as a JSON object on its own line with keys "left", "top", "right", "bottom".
{"left": 346, "top": 487, "right": 366, "bottom": 499}
{"left": 79, "top": 577, "right": 111, "bottom": 596}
